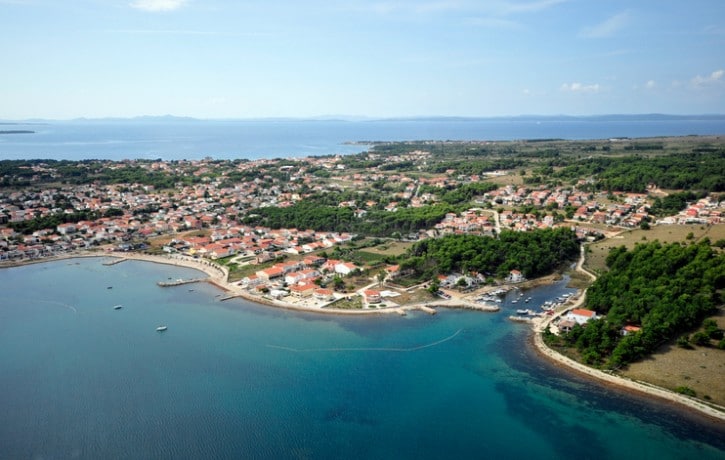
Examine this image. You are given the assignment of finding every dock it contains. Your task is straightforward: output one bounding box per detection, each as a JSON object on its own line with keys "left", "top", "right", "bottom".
{"left": 157, "top": 278, "right": 205, "bottom": 287}
{"left": 219, "top": 293, "right": 243, "bottom": 301}
{"left": 103, "top": 258, "right": 126, "bottom": 266}
{"left": 508, "top": 315, "right": 534, "bottom": 323}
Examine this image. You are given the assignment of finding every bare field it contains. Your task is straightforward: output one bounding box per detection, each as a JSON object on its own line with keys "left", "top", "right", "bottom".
{"left": 622, "top": 309, "right": 725, "bottom": 406}
{"left": 359, "top": 240, "right": 413, "bottom": 257}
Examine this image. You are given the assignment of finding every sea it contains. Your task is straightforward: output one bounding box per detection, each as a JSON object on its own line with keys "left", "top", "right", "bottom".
{"left": 1, "top": 116, "right": 725, "bottom": 161}
{"left": 0, "top": 258, "right": 723, "bottom": 459}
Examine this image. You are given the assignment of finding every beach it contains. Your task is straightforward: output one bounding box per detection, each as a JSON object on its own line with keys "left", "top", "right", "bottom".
{"left": 105, "top": 250, "right": 725, "bottom": 422}
{"left": 3, "top": 249, "right": 724, "bottom": 424}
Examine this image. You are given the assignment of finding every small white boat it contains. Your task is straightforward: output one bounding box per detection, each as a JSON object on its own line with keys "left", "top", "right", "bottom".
{"left": 156, "top": 326, "right": 168, "bottom": 332}
{"left": 113, "top": 305, "right": 123, "bottom": 310}
{"left": 516, "top": 309, "right": 528, "bottom": 315}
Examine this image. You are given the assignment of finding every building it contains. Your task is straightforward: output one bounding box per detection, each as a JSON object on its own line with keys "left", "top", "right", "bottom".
{"left": 566, "top": 308, "right": 598, "bottom": 325}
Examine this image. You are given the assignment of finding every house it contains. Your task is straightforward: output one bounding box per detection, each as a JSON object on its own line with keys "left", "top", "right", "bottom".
{"left": 313, "top": 288, "right": 334, "bottom": 301}
{"left": 385, "top": 265, "right": 400, "bottom": 279}
{"left": 566, "top": 308, "right": 597, "bottom": 325}
{"left": 364, "top": 289, "right": 382, "bottom": 304}
{"left": 256, "top": 266, "right": 284, "bottom": 282}
{"left": 57, "top": 223, "right": 77, "bottom": 235}
{"left": 239, "top": 274, "right": 262, "bottom": 288}
{"left": 289, "top": 281, "right": 316, "bottom": 298}
{"left": 334, "top": 262, "right": 358, "bottom": 276}
{"left": 558, "top": 319, "right": 577, "bottom": 333}
{"left": 507, "top": 270, "right": 524, "bottom": 283}
{"left": 621, "top": 325, "right": 642, "bottom": 336}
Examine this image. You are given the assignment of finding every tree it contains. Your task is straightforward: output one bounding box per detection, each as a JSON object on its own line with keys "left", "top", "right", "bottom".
{"left": 332, "top": 276, "right": 345, "bottom": 292}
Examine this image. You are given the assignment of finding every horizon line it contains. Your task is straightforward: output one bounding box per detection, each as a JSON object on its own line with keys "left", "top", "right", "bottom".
{"left": 3, "top": 113, "right": 725, "bottom": 123}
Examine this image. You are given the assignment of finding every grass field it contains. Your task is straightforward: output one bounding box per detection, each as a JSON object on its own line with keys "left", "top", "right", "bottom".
{"left": 622, "top": 308, "right": 725, "bottom": 406}
{"left": 584, "top": 224, "right": 725, "bottom": 273}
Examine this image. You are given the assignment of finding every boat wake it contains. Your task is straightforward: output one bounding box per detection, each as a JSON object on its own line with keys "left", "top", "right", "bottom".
{"left": 267, "top": 328, "right": 463, "bottom": 353}
{"left": 34, "top": 299, "right": 78, "bottom": 313}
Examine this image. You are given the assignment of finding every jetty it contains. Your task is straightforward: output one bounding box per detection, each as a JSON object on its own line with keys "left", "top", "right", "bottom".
{"left": 157, "top": 278, "right": 205, "bottom": 287}
{"left": 103, "top": 258, "right": 126, "bottom": 266}
{"left": 219, "top": 293, "right": 243, "bottom": 301}
{"left": 508, "top": 315, "right": 534, "bottom": 323}
{"left": 431, "top": 299, "right": 500, "bottom": 312}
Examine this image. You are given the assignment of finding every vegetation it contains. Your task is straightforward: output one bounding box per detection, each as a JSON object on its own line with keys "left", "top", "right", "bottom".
{"left": 243, "top": 202, "right": 455, "bottom": 237}
{"left": 397, "top": 227, "right": 579, "bottom": 281}
{"left": 563, "top": 241, "right": 725, "bottom": 367}
{"left": 9, "top": 210, "right": 100, "bottom": 234}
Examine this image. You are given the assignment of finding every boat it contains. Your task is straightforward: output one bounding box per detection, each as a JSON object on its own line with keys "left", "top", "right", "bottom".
{"left": 113, "top": 304, "right": 123, "bottom": 310}
{"left": 516, "top": 309, "right": 528, "bottom": 315}
{"left": 156, "top": 326, "right": 168, "bottom": 332}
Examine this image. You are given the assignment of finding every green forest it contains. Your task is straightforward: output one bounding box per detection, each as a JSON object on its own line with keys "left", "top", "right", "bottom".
{"left": 397, "top": 228, "right": 580, "bottom": 281}
{"left": 243, "top": 202, "right": 456, "bottom": 237}
{"left": 558, "top": 241, "right": 725, "bottom": 367}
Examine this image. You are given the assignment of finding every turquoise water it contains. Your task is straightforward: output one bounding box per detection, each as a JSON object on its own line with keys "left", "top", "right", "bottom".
{"left": 0, "top": 258, "right": 723, "bottom": 459}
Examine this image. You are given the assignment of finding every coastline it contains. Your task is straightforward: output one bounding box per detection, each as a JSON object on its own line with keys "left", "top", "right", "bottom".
{"left": 529, "top": 330, "right": 725, "bottom": 423}
{"left": 528, "top": 245, "right": 725, "bottom": 423}
{"left": 4, "top": 250, "right": 724, "bottom": 423}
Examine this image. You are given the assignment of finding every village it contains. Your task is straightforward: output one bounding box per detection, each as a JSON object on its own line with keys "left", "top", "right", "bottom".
{"left": 2, "top": 155, "right": 723, "bottom": 263}
{"left": 2, "top": 152, "right": 723, "bottom": 320}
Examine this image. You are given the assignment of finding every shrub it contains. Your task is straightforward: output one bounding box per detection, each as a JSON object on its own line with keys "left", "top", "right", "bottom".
{"left": 675, "top": 386, "right": 696, "bottom": 397}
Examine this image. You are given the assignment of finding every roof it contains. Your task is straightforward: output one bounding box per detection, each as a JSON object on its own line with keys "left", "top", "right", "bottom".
{"left": 571, "top": 309, "right": 595, "bottom": 317}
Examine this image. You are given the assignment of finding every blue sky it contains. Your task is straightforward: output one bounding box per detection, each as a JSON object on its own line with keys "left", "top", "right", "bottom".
{"left": 1, "top": 0, "right": 724, "bottom": 119}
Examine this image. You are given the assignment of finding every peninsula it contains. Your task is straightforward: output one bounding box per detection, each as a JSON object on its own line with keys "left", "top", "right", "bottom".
{"left": 1, "top": 135, "right": 724, "bottom": 421}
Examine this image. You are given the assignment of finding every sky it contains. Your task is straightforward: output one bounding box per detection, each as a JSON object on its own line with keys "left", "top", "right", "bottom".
{"left": 1, "top": 0, "right": 724, "bottom": 119}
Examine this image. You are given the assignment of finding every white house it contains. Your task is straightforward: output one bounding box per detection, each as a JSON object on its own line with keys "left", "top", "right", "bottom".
{"left": 566, "top": 308, "right": 597, "bottom": 325}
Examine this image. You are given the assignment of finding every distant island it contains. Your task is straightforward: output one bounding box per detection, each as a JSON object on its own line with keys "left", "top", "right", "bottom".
{"left": 0, "top": 130, "right": 34, "bottom": 134}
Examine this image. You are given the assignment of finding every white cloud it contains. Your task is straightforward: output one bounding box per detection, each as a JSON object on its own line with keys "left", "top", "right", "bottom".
{"left": 645, "top": 80, "right": 656, "bottom": 89}
{"left": 691, "top": 69, "right": 724, "bottom": 87}
{"left": 560, "top": 82, "right": 600, "bottom": 93}
{"left": 130, "top": 0, "right": 187, "bottom": 12}
{"left": 580, "top": 10, "right": 631, "bottom": 38}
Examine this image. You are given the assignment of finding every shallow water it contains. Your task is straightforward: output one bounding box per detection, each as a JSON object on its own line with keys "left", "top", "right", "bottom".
{"left": 0, "top": 258, "right": 722, "bottom": 459}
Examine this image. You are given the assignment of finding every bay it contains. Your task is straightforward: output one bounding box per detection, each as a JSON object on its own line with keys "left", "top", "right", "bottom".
{"left": 0, "top": 258, "right": 723, "bottom": 459}
{"left": 1, "top": 117, "right": 724, "bottom": 161}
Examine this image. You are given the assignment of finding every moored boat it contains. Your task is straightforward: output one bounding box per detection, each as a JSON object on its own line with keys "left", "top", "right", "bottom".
{"left": 156, "top": 325, "right": 168, "bottom": 332}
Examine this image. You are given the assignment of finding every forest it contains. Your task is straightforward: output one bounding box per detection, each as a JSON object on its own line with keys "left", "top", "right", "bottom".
{"left": 547, "top": 151, "right": 725, "bottom": 192}
{"left": 396, "top": 228, "right": 580, "bottom": 282}
{"left": 558, "top": 241, "right": 725, "bottom": 367}
{"left": 243, "top": 201, "right": 456, "bottom": 237}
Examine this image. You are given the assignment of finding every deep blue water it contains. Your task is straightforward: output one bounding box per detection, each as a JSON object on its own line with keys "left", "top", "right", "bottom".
{"left": 0, "top": 258, "right": 723, "bottom": 459}
{"left": 1, "top": 118, "right": 724, "bottom": 161}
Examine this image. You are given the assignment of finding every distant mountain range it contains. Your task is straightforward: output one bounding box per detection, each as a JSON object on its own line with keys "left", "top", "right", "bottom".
{"left": 2, "top": 114, "right": 725, "bottom": 124}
